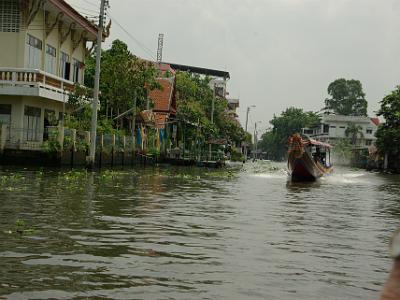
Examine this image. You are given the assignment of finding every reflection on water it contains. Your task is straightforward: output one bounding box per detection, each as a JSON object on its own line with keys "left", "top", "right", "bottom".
{"left": 0, "top": 163, "right": 399, "bottom": 299}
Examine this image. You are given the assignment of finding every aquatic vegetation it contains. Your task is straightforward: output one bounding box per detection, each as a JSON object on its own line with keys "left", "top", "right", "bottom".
{"left": 60, "top": 169, "right": 88, "bottom": 181}
{"left": 0, "top": 173, "right": 26, "bottom": 191}
{"left": 4, "top": 219, "right": 36, "bottom": 235}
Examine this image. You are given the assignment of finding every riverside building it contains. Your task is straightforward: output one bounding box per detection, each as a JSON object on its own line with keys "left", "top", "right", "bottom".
{"left": 0, "top": 0, "right": 98, "bottom": 151}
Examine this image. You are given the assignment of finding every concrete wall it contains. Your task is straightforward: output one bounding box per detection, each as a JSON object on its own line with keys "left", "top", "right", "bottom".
{"left": 0, "top": 32, "right": 24, "bottom": 67}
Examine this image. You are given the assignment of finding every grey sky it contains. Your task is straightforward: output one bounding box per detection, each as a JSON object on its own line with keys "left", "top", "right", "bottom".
{"left": 69, "top": 0, "right": 400, "bottom": 133}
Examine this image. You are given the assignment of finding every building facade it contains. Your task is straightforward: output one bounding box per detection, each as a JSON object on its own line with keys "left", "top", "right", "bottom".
{"left": 302, "top": 114, "right": 379, "bottom": 149}
{"left": 0, "top": 0, "right": 97, "bottom": 150}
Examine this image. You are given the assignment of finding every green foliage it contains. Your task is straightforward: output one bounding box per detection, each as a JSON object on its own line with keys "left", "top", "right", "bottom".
{"left": 42, "top": 140, "right": 61, "bottom": 153}
{"left": 85, "top": 39, "right": 160, "bottom": 118}
{"left": 345, "top": 123, "right": 364, "bottom": 145}
{"left": 230, "top": 147, "right": 244, "bottom": 162}
{"left": 376, "top": 86, "right": 400, "bottom": 155}
{"left": 324, "top": 78, "right": 368, "bottom": 116}
{"left": 334, "top": 138, "right": 352, "bottom": 162}
{"left": 175, "top": 72, "right": 247, "bottom": 149}
{"left": 42, "top": 129, "right": 61, "bottom": 153}
{"left": 68, "top": 84, "right": 93, "bottom": 109}
{"left": 259, "top": 107, "right": 320, "bottom": 161}
{"left": 64, "top": 106, "right": 92, "bottom": 132}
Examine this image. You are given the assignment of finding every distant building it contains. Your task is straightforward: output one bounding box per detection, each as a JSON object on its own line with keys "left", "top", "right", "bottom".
{"left": 226, "top": 98, "right": 240, "bottom": 123}
{"left": 167, "top": 62, "right": 230, "bottom": 100}
{"left": 0, "top": 0, "right": 99, "bottom": 150}
{"left": 302, "top": 114, "right": 380, "bottom": 149}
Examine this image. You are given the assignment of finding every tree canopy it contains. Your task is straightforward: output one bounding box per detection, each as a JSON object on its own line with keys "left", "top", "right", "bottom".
{"left": 175, "top": 72, "right": 247, "bottom": 146}
{"left": 258, "top": 107, "right": 320, "bottom": 160}
{"left": 376, "top": 86, "right": 400, "bottom": 156}
{"left": 84, "top": 39, "right": 159, "bottom": 119}
{"left": 324, "top": 78, "right": 368, "bottom": 116}
{"left": 345, "top": 124, "right": 364, "bottom": 146}
{"left": 68, "top": 40, "right": 160, "bottom": 134}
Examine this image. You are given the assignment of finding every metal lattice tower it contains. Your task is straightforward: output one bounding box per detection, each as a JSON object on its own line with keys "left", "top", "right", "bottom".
{"left": 157, "top": 33, "right": 164, "bottom": 64}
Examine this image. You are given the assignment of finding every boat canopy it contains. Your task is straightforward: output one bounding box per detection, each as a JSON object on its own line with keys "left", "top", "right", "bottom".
{"left": 303, "top": 139, "right": 333, "bottom": 149}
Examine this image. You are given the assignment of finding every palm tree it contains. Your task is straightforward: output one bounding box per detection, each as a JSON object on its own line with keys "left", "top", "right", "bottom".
{"left": 345, "top": 123, "right": 364, "bottom": 146}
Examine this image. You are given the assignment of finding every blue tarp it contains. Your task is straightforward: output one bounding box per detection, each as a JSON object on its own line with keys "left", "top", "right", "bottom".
{"left": 136, "top": 127, "right": 142, "bottom": 146}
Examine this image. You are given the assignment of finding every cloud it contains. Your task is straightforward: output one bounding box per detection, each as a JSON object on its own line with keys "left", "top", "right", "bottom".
{"left": 67, "top": 0, "right": 400, "bottom": 132}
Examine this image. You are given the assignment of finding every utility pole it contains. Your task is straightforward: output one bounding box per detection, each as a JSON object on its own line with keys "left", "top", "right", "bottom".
{"left": 253, "top": 121, "right": 261, "bottom": 160}
{"left": 89, "top": 0, "right": 108, "bottom": 167}
{"left": 253, "top": 122, "right": 257, "bottom": 160}
{"left": 244, "top": 105, "right": 255, "bottom": 161}
{"left": 132, "top": 91, "right": 137, "bottom": 153}
{"left": 245, "top": 105, "right": 256, "bottom": 132}
{"left": 209, "top": 82, "right": 215, "bottom": 161}
{"left": 245, "top": 107, "right": 250, "bottom": 132}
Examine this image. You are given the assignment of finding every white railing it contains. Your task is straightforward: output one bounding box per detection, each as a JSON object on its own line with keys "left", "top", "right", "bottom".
{"left": 0, "top": 68, "right": 75, "bottom": 93}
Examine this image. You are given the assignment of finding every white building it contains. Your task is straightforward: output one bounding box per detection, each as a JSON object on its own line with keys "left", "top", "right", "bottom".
{"left": 302, "top": 114, "right": 380, "bottom": 149}
{"left": 226, "top": 98, "right": 239, "bottom": 120}
{"left": 0, "top": 0, "right": 98, "bottom": 150}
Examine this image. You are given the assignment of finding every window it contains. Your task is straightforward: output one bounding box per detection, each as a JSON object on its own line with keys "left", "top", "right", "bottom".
{"left": 339, "top": 126, "right": 346, "bottom": 129}
{"left": 366, "top": 140, "right": 372, "bottom": 146}
{"left": 0, "top": 104, "right": 11, "bottom": 125}
{"left": 24, "top": 106, "right": 41, "bottom": 141}
{"left": 330, "top": 126, "right": 336, "bottom": 128}
{"left": 0, "top": 104, "right": 11, "bottom": 140}
{"left": 72, "top": 58, "right": 82, "bottom": 83}
{"left": 303, "top": 129, "right": 314, "bottom": 135}
{"left": 45, "top": 44, "right": 57, "bottom": 75}
{"left": 60, "top": 52, "right": 70, "bottom": 80}
{"left": 214, "top": 86, "right": 224, "bottom": 98}
{"left": 0, "top": 1, "right": 20, "bottom": 32}
{"left": 366, "top": 129, "right": 373, "bottom": 134}
{"left": 323, "top": 124, "right": 329, "bottom": 133}
{"left": 26, "top": 34, "right": 42, "bottom": 69}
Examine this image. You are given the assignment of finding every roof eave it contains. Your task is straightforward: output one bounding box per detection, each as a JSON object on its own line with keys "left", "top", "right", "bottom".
{"left": 48, "top": 0, "right": 98, "bottom": 39}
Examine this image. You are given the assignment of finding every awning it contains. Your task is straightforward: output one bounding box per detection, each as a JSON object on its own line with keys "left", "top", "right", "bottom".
{"left": 303, "top": 139, "right": 333, "bottom": 148}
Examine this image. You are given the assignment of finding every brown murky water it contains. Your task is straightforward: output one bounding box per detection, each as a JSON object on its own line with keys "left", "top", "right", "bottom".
{"left": 0, "top": 162, "right": 399, "bottom": 299}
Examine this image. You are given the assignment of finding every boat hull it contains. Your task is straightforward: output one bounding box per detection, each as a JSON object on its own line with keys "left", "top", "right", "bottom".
{"left": 288, "top": 152, "right": 332, "bottom": 182}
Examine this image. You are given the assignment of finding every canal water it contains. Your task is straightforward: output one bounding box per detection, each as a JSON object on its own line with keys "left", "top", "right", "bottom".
{"left": 0, "top": 162, "right": 399, "bottom": 299}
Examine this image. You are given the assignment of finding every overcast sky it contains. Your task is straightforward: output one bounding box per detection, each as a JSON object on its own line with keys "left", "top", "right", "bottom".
{"left": 68, "top": 0, "right": 400, "bottom": 133}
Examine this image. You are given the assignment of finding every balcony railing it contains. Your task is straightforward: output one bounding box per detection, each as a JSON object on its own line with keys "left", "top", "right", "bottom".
{"left": 0, "top": 68, "right": 75, "bottom": 99}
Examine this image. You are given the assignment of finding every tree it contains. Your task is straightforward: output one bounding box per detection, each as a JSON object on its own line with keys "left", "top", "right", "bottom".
{"left": 324, "top": 79, "right": 368, "bottom": 116}
{"left": 258, "top": 107, "right": 320, "bottom": 160}
{"left": 376, "top": 86, "right": 400, "bottom": 157}
{"left": 175, "top": 71, "right": 247, "bottom": 150}
{"left": 84, "top": 39, "right": 159, "bottom": 124}
{"left": 345, "top": 123, "right": 364, "bottom": 146}
{"left": 334, "top": 138, "right": 352, "bottom": 163}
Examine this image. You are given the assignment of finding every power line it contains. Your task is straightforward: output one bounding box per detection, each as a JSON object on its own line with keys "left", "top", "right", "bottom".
{"left": 106, "top": 11, "right": 156, "bottom": 60}
{"left": 80, "top": 0, "right": 100, "bottom": 8}
{"left": 69, "top": 4, "right": 99, "bottom": 14}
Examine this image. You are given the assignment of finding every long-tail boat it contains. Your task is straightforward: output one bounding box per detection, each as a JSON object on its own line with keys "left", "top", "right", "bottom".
{"left": 287, "top": 133, "right": 333, "bottom": 181}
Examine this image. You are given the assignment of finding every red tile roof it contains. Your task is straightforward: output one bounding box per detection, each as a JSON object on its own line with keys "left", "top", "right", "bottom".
{"left": 149, "top": 78, "right": 175, "bottom": 113}
{"left": 149, "top": 78, "right": 176, "bottom": 114}
{"left": 371, "top": 117, "right": 380, "bottom": 126}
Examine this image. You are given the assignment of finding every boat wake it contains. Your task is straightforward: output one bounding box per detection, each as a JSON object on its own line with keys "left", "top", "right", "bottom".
{"left": 243, "top": 161, "right": 288, "bottom": 179}
{"left": 320, "top": 170, "right": 368, "bottom": 185}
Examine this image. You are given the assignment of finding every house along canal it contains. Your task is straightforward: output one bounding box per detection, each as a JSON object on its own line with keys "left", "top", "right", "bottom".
{"left": 0, "top": 162, "right": 399, "bottom": 300}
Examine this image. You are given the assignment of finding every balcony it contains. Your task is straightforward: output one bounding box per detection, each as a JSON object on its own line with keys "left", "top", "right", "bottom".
{"left": 0, "top": 68, "right": 75, "bottom": 102}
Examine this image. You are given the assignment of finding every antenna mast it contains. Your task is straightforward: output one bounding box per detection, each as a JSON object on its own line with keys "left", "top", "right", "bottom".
{"left": 157, "top": 33, "right": 164, "bottom": 64}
